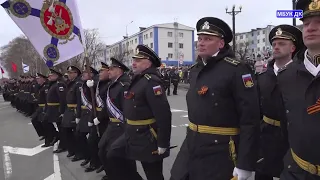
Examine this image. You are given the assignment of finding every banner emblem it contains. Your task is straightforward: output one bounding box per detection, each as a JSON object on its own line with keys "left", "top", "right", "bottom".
{"left": 40, "top": 1, "right": 74, "bottom": 41}
{"left": 9, "top": 0, "right": 31, "bottom": 18}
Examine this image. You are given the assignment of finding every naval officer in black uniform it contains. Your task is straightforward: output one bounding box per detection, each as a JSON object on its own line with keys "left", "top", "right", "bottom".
{"left": 255, "top": 25, "right": 304, "bottom": 180}
{"left": 277, "top": 0, "right": 320, "bottom": 179}
{"left": 58, "top": 66, "right": 82, "bottom": 157}
{"left": 170, "top": 17, "right": 261, "bottom": 180}
{"left": 124, "top": 44, "right": 172, "bottom": 180}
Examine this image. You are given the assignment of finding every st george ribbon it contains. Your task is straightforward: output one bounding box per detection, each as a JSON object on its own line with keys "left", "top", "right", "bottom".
{"left": 1, "top": 0, "right": 85, "bottom": 67}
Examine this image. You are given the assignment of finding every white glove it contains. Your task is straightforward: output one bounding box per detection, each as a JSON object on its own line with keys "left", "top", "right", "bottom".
{"left": 157, "top": 147, "right": 167, "bottom": 155}
{"left": 75, "top": 118, "right": 80, "bottom": 124}
{"left": 88, "top": 122, "right": 93, "bottom": 127}
{"left": 86, "top": 80, "right": 94, "bottom": 87}
{"left": 59, "top": 114, "right": 63, "bottom": 118}
{"left": 232, "top": 167, "right": 253, "bottom": 180}
{"left": 93, "top": 117, "right": 100, "bottom": 125}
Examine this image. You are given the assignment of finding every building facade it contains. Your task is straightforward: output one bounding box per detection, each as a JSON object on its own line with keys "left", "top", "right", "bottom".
{"left": 105, "top": 22, "right": 195, "bottom": 67}
{"left": 234, "top": 25, "right": 275, "bottom": 59}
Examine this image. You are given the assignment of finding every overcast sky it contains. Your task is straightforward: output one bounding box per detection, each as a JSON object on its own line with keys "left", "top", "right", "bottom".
{"left": 0, "top": 0, "right": 302, "bottom": 47}
{"left": 0, "top": 0, "right": 302, "bottom": 78}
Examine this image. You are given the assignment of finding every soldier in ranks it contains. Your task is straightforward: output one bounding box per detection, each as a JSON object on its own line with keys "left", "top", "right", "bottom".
{"left": 43, "top": 69, "right": 67, "bottom": 149}
{"left": 54, "top": 66, "right": 82, "bottom": 155}
{"left": 255, "top": 25, "right": 303, "bottom": 180}
{"left": 30, "top": 73, "right": 48, "bottom": 143}
{"left": 277, "top": 0, "right": 320, "bottom": 179}
{"left": 163, "top": 70, "right": 171, "bottom": 96}
{"left": 171, "top": 68, "right": 180, "bottom": 95}
{"left": 23, "top": 75, "right": 32, "bottom": 115}
{"left": 170, "top": 17, "right": 261, "bottom": 180}
{"left": 16, "top": 76, "right": 25, "bottom": 113}
{"left": 94, "top": 62, "right": 111, "bottom": 177}
{"left": 27, "top": 76, "right": 38, "bottom": 117}
{"left": 74, "top": 66, "right": 99, "bottom": 170}
{"left": 124, "top": 44, "right": 172, "bottom": 180}
{"left": 9, "top": 79, "right": 18, "bottom": 107}
{"left": 84, "top": 66, "right": 103, "bottom": 173}
{"left": 101, "top": 58, "right": 142, "bottom": 180}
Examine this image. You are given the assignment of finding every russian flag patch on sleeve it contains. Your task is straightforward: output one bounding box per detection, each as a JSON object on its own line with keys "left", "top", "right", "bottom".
{"left": 152, "top": 85, "right": 163, "bottom": 95}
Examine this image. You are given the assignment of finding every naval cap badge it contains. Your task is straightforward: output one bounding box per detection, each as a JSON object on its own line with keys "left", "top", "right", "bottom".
{"left": 276, "top": 28, "right": 283, "bottom": 36}
{"left": 202, "top": 21, "right": 210, "bottom": 30}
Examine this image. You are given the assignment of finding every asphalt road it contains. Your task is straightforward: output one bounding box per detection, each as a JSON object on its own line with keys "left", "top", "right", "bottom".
{"left": 0, "top": 89, "right": 278, "bottom": 180}
{"left": 0, "top": 89, "right": 189, "bottom": 180}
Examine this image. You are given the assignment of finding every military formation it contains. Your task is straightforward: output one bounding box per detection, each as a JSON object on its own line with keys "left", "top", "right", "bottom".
{"left": 2, "top": 0, "right": 320, "bottom": 179}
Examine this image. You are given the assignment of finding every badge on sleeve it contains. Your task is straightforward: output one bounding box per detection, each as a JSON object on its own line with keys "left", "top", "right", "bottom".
{"left": 242, "top": 74, "right": 254, "bottom": 88}
{"left": 59, "top": 87, "right": 64, "bottom": 92}
{"left": 152, "top": 85, "right": 162, "bottom": 95}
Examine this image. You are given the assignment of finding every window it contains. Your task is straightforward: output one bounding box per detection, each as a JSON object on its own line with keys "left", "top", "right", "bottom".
{"left": 257, "top": 31, "right": 260, "bottom": 35}
{"left": 150, "top": 32, "right": 153, "bottom": 38}
{"left": 252, "top": 32, "right": 254, "bottom": 36}
{"left": 168, "top": 53, "right": 173, "bottom": 58}
{"left": 258, "top": 40, "right": 260, "bottom": 43}
{"left": 179, "top": 43, "right": 183, "bottom": 48}
{"left": 150, "top": 43, "right": 153, "bottom": 48}
{"left": 168, "top": 42, "right": 173, "bottom": 48}
{"left": 263, "top": 30, "right": 265, "bottom": 34}
{"left": 252, "top": 40, "right": 254, "bottom": 44}
{"left": 179, "top": 32, "right": 183, "bottom": 37}
{"left": 135, "top": 38, "right": 137, "bottom": 43}
{"left": 263, "top": 38, "right": 265, "bottom": 42}
{"left": 146, "top": 34, "right": 148, "bottom": 39}
{"left": 168, "top": 32, "right": 173, "bottom": 37}
{"left": 240, "top": 35, "right": 243, "bottom": 39}
{"left": 258, "top": 47, "right": 260, "bottom": 51}
{"left": 263, "top": 46, "right": 266, "bottom": 51}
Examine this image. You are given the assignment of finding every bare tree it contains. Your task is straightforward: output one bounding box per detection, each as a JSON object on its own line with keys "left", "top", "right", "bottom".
{"left": 0, "top": 29, "right": 106, "bottom": 77}
{"left": 111, "top": 51, "right": 126, "bottom": 62}
{"left": 235, "top": 41, "right": 250, "bottom": 61}
{"left": 82, "top": 29, "right": 106, "bottom": 68}
{"left": 0, "top": 36, "right": 46, "bottom": 78}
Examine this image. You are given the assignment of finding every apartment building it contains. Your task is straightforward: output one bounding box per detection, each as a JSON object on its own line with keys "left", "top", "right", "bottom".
{"left": 104, "top": 22, "right": 195, "bottom": 67}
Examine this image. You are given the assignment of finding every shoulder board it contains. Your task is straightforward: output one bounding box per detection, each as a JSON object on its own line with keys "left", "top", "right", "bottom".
{"left": 119, "top": 81, "right": 130, "bottom": 87}
{"left": 144, "top": 74, "right": 161, "bottom": 82}
{"left": 224, "top": 57, "right": 240, "bottom": 66}
{"left": 144, "top": 74, "right": 152, "bottom": 80}
{"left": 189, "top": 62, "right": 198, "bottom": 70}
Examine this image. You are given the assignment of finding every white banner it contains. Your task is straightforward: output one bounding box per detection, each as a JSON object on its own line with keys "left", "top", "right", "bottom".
{"left": 22, "top": 62, "right": 29, "bottom": 73}
{"left": 1, "top": 0, "right": 85, "bottom": 67}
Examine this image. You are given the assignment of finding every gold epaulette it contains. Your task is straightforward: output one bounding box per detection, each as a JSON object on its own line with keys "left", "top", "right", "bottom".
{"left": 224, "top": 57, "right": 240, "bottom": 66}
{"left": 144, "top": 74, "right": 152, "bottom": 80}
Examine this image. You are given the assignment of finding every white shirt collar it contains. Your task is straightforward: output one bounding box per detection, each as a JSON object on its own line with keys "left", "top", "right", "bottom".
{"left": 202, "top": 51, "right": 220, "bottom": 66}
{"left": 303, "top": 50, "right": 320, "bottom": 77}
{"left": 273, "top": 60, "right": 292, "bottom": 76}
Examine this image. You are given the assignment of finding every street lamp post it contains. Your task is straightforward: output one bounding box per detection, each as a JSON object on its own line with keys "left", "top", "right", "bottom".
{"left": 226, "top": 5, "right": 242, "bottom": 53}
{"left": 293, "top": 0, "right": 297, "bottom": 26}
{"left": 126, "top": 21, "right": 133, "bottom": 38}
{"left": 125, "top": 21, "right": 133, "bottom": 66}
